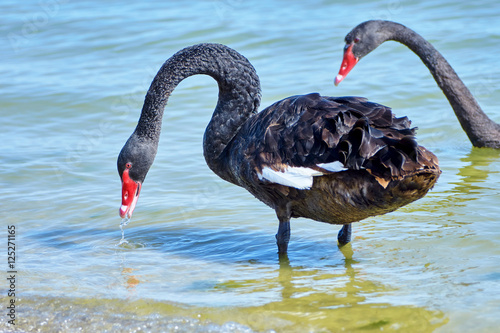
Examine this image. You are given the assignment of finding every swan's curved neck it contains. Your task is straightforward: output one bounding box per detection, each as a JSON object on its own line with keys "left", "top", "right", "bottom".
{"left": 385, "top": 23, "right": 500, "bottom": 148}
{"left": 134, "top": 43, "right": 261, "bottom": 179}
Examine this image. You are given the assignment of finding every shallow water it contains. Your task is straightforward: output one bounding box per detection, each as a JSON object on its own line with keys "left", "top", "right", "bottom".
{"left": 2, "top": 0, "right": 500, "bottom": 332}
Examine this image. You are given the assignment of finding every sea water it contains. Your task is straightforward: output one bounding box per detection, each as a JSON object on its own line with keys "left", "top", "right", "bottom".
{"left": 2, "top": 0, "right": 500, "bottom": 331}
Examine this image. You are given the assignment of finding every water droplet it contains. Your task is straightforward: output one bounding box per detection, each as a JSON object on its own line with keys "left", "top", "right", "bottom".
{"left": 121, "top": 217, "right": 131, "bottom": 226}
{"left": 118, "top": 217, "right": 131, "bottom": 245}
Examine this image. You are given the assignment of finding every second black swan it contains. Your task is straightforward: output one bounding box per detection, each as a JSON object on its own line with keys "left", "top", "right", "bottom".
{"left": 335, "top": 20, "right": 500, "bottom": 148}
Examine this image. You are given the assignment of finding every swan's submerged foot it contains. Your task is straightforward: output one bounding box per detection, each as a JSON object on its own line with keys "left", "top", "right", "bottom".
{"left": 276, "top": 220, "right": 291, "bottom": 254}
{"left": 337, "top": 224, "right": 352, "bottom": 246}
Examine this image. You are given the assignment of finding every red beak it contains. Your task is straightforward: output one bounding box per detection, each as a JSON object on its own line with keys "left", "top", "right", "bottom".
{"left": 119, "top": 168, "right": 141, "bottom": 219}
{"left": 334, "top": 44, "right": 359, "bottom": 86}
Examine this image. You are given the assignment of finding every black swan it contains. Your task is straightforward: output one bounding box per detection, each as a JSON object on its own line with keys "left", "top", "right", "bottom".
{"left": 118, "top": 43, "right": 440, "bottom": 254}
{"left": 334, "top": 20, "right": 500, "bottom": 148}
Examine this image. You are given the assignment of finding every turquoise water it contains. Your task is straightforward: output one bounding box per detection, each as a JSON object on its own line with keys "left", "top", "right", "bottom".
{"left": 2, "top": 0, "right": 500, "bottom": 332}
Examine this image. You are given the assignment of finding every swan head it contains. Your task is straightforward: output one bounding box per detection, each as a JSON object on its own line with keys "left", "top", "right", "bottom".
{"left": 335, "top": 20, "right": 397, "bottom": 86}
{"left": 117, "top": 134, "right": 157, "bottom": 219}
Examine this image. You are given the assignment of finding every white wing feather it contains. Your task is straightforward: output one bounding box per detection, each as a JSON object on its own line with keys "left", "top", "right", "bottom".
{"left": 258, "top": 161, "right": 347, "bottom": 190}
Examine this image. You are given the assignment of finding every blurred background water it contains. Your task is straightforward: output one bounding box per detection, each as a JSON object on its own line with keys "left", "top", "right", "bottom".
{"left": 1, "top": 0, "right": 500, "bottom": 332}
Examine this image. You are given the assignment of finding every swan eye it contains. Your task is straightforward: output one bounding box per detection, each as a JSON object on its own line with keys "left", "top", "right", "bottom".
{"left": 126, "top": 162, "right": 132, "bottom": 169}
{"left": 354, "top": 37, "right": 360, "bottom": 43}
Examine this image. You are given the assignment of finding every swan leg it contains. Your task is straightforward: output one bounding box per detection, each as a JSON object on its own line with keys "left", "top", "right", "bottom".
{"left": 276, "top": 220, "right": 291, "bottom": 254}
{"left": 275, "top": 204, "right": 292, "bottom": 254}
{"left": 337, "top": 224, "right": 352, "bottom": 246}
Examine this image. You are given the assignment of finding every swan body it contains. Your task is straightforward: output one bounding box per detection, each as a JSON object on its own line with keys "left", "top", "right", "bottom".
{"left": 118, "top": 43, "right": 440, "bottom": 254}
{"left": 335, "top": 20, "right": 500, "bottom": 148}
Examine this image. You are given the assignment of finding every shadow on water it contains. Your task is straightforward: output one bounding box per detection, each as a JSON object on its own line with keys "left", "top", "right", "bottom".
{"left": 27, "top": 146, "right": 499, "bottom": 258}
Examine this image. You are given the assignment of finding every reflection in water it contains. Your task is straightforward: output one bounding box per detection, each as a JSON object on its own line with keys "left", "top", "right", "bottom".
{"left": 451, "top": 148, "right": 500, "bottom": 195}
{"left": 416, "top": 147, "right": 500, "bottom": 218}
{"left": 122, "top": 267, "right": 141, "bottom": 293}
{"left": 105, "top": 234, "right": 448, "bottom": 332}
{"left": 203, "top": 245, "right": 448, "bottom": 332}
